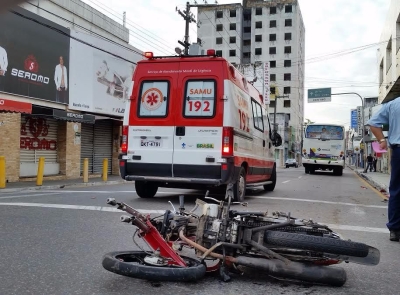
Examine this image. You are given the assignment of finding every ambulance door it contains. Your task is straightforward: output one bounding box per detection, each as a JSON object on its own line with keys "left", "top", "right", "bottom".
{"left": 172, "top": 78, "right": 223, "bottom": 179}
{"left": 127, "top": 79, "right": 175, "bottom": 177}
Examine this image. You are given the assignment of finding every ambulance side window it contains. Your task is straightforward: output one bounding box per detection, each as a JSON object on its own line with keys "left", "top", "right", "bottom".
{"left": 183, "top": 80, "right": 216, "bottom": 118}
{"left": 138, "top": 81, "right": 169, "bottom": 117}
{"left": 251, "top": 99, "right": 264, "bottom": 132}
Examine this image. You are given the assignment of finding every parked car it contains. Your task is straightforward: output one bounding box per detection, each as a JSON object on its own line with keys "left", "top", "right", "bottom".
{"left": 285, "top": 159, "right": 298, "bottom": 168}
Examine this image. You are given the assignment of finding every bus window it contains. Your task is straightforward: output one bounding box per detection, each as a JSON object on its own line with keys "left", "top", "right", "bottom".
{"left": 305, "top": 125, "right": 344, "bottom": 140}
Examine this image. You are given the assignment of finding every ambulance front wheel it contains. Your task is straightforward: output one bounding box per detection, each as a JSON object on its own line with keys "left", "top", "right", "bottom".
{"left": 233, "top": 167, "right": 247, "bottom": 202}
{"left": 135, "top": 181, "right": 158, "bottom": 198}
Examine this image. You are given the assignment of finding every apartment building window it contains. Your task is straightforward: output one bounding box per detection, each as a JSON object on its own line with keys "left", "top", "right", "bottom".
{"left": 229, "top": 50, "right": 236, "bottom": 57}
{"left": 216, "top": 50, "right": 222, "bottom": 57}
{"left": 284, "top": 87, "right": 291, "bottom": 94}
{"left": 216, "top": 37, "right": 223, "bottom": 45}
{"left": 270, "top": 7, "right": 277, "bottom": 14}
{"left": 269, "top": 47, "right": 276, "bottom": 55}
{"left": 244, "top": 39, "right": 251, "bottom": 46}
{"left": 284, "top": 46, "right": 292, "bottom": 54}
{"left": 284, "top": 73, "right": 291, "bottom": 81}
{"left": 285, "top": 19, "right": 292, "bottom": 27}
{"left": 284, "top": 32, "right": 292, "bottom": 40}
{"left": 270, "top": 74, "right": 276, "bottom": 81}
{"left": 270, "top": 20, "right": 276, "bottom": 28}
{"left": 269, "top": 34, "right": 276, "bottom": 41}
{"left": 284, "top": 60, "right": 291, "bottom": 67}
{"left": 379, "top": 59, "right": 384, "bottom": 85}
{"left": 255, "top": 48, "right": 262, "bottom": 55}
{"left": 244, "top": 27, "right": 251, "bottom": 33}
{"left": 269, "top": 100, "right": 276, "bottom": 108}
{"left": 270, "top": 87, "right": 276, "bottom": 95}
{"left": 255, "top": 21, "right": 262, "bottom": 29}
{"left": 216, "top": 11, "right": 223, "bottom": 18}
{"left": 284, "top": 100, "right": 291, "bottom": 108}
{"left": 230, "top": 23, "right": 236, "bottom": 30}
{"left": 270, "top": 60, "right": 276, "bottom": 68}
{"left": 230, "top": 9, "right": 236, "bottom": 17}
{"left": 255, "top": 35, "right": 262, "bottom": 42}
{"left": 243, "top": 52, "right": 251, "bottom": 58}
{"left": 216, "top": 24, "right": 223, "bottom": 31}
{"left": 285, "top": 5, "right": 293, "bottom": 13}
{"left": 255, "top": 7, "right": 262, "bottom": 15}
{"left": 230, "top": 36, "right": 236, "bottom": 44}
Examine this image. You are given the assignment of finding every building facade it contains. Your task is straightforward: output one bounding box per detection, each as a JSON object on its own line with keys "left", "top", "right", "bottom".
{"left": 0, "top": 0, "right": 143, "bottom": 183}
{"left": 374, "top": 0, "right": 400, "bottom": 174}
{"left": 197, "top": 0, "right": 305, "bottom": 165}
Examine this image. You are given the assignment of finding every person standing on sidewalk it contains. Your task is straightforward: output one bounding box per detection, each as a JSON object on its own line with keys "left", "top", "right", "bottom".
{"left": 366, "top": 154, "right": 374, "bottom": 172}
{"left": 367, "top": 96, "right": 400, "bottom": 242}
{"left": 373, "top": 154, "right": 378, "bottom": 172}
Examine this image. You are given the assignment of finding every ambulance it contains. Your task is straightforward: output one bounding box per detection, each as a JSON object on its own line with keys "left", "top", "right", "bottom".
{"left": 119, "top": 49, "right": 282, "bottom": 201}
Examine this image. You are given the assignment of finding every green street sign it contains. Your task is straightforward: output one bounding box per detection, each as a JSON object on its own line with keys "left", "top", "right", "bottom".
{"left": 308, "top": 88, "right": 331, "bottom": 103}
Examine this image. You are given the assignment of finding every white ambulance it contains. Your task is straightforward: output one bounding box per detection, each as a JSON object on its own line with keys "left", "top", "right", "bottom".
{"left": 119, "top": 50, "right": 282, "bottom": 201}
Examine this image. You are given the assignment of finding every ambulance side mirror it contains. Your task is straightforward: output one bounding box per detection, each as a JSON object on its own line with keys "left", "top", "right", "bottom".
{"left": 271, "top": 131, "right": 282, "bottom": 147}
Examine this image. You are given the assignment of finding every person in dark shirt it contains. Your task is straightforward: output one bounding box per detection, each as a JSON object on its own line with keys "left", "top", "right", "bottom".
{"left": 366, "top": 154, "right": 374, "bottom": 172}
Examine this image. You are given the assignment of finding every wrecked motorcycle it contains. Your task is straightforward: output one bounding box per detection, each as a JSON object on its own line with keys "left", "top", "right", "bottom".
{"left": 102, "top": 185, "right": 380, "bottom": 287}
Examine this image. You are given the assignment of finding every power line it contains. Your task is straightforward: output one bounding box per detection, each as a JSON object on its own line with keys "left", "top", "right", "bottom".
{"left": 9, "top": 9, "right": 139, "bottom": 65}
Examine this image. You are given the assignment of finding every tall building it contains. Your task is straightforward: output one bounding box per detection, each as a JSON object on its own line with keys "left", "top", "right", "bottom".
{"left": 197, "top": 0, "right": 305, "bottom": 164}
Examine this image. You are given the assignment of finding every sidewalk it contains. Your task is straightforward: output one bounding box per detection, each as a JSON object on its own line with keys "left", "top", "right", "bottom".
{"left": 0, "top": 175, "right": 127, "bottom": 193}
{"left": 347, "top": 164, "right": 390, "bottom": 198}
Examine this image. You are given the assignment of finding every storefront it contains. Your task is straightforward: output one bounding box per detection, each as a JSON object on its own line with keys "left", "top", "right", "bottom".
{"left": 0, "top": 98, "right": 33, "bottom": 182}
{"left": 20, "top": 105, "right": 95, "bottom": 177}
{"left": 81, "top": 119, "right": 114, "bottom": 175}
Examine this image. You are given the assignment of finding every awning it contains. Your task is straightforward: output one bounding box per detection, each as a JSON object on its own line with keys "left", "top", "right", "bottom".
{"left": 0, "top": 98, "right": 32, "bottom": 113}
{"left": 372, "top": 142, "right": 387, "bottom": 153}
{"left": 31, "top": 105, "right": 95, "bottom": 124}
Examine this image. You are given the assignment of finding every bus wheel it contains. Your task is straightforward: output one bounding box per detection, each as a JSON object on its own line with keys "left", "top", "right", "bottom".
{"left": 233, "top": 167, "right": 246, "bottom": 202}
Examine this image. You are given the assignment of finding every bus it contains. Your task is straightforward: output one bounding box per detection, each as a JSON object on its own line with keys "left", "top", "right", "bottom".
{"left": 302, "top": 123, "right": 346, "bottom": 176}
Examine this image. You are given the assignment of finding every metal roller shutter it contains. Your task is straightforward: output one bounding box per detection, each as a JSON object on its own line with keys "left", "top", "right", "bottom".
{"left": 93, "top": 120, "right": 113, "bottom": 175}
{"left": 80, "top": 123, "right": 94, "bottom": 174}
{"left": 20, "top": 115, "right": 59, "bottom": 177}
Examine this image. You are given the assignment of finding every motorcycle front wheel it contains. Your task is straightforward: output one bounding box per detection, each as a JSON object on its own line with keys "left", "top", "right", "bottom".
{"left": 102, "top": 251, "right": 206, "bottom": 282}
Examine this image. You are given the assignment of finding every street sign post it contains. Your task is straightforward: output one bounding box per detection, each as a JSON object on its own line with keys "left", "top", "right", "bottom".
{"left": 307, "top": 88, "right": 331, "bottom": 103}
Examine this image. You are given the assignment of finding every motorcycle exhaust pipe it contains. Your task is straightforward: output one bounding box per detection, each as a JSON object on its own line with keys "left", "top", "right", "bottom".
{"left": 234, "top": 256, "right": 347, "bottom": 287}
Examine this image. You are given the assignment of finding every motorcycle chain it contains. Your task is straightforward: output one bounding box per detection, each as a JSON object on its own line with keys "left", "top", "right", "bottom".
{"left": 239, "top": 221, "right": 332, "bottom": 236}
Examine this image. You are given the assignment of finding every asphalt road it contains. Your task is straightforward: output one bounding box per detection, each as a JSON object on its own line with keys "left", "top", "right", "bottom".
{"left": 0, "top": 167, "right": 397, "bottom": 295}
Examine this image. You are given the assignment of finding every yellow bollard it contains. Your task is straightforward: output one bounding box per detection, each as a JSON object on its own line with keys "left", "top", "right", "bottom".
{"left": 36, "top": 157, "right": 45, "bottom": 186}
{"left": 102, "top": 158, "right": 108, "bottom": 182}
{"left": 0, "top": 156, "right": 6, "bottom": 189}
{"left": 83, "top": 158, "right": 89, "bottom": 183}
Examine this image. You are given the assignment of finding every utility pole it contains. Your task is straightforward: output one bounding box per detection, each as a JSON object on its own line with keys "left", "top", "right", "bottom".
{"left": 176, "top": 2, "right": 197, "bottom": 55}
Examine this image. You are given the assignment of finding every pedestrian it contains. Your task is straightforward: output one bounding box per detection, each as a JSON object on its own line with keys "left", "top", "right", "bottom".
{"left": 366, "top": 154, "right": 374, "bottom": 172}
{"left": 367, "top": 96, "right": 400, "bottom": 242}
{"left": 373, "top": 154, "right": 377, "bottom": 172}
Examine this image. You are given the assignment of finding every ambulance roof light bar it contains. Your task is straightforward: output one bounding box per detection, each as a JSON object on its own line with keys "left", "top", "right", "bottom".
{"left": 206, "top": 49, "right": 216, "bottom": 56}
{"left": 144, "top": 52, "right": 154, "bottom": 59}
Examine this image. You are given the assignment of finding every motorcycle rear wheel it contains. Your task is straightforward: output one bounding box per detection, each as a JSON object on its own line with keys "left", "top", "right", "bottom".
{"left": 263, "top": 230, "right": 369, "bottom": 258}
{"left": 102, "top": 251, "right": 206, "bottom": 282}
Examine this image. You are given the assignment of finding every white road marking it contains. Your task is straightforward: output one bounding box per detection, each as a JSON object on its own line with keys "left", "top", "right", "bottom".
{"left": 253, "top": 196, "right": 387, "bottom": 209}
{"left": 298, "top": 176, "right": 302, "bottom": 179}
{"left": 282, "top": 180, "right": 290, "bottom": 183}
{"left": 36, "top": 190, "right": 197, "bottom": 195}
{"left": 326, "top": 224, "right": 388, "bottom": 234}
{"left": 0, "top": 193, "right": 60, "bottom": 200}
{"left": 0, "top": 202, "right": 166, "bottom": 214}
{"left": 0, "top": 202, "right": 389, "bottom": 233}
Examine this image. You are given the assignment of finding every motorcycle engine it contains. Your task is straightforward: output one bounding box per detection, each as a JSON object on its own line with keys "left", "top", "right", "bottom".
{"left": 195, "top": 203, "right": 236, "bottom": 255}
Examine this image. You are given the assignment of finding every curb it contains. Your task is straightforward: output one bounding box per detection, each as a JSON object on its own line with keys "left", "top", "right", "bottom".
{"left": 0, "top": 179, "right": 128, "bottom": 193}
{"left": 355, "top": 171, "right": 389, "bottom": 193}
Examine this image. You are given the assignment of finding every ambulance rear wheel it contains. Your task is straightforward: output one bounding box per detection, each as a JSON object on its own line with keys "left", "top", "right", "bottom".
{"left": 233, "top": 167, "right": 246, "bottom": 202}
{"left": 135, "top": 181, "right": 158, "bottom": 198}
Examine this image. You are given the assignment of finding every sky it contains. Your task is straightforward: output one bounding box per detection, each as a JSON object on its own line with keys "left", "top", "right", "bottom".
{"left": 80, "top": 0, "right": 391, "bottom": 129}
